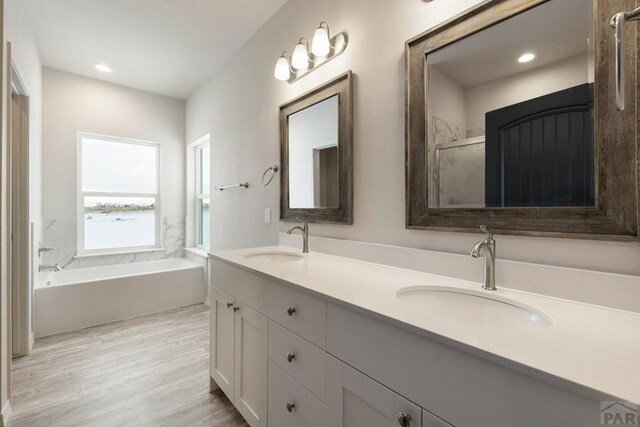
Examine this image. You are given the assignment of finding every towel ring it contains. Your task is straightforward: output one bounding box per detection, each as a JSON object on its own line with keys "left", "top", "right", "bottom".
{"left": 262, "top": 165, "right": 279, "bottom": 187}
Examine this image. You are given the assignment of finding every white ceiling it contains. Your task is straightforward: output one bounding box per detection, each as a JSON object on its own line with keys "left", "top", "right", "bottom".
{"left": 25, "top": 0, "right": 288, "bottom": 99}
{"left": 429, "top": 0, "right": 593, "bottom": 89}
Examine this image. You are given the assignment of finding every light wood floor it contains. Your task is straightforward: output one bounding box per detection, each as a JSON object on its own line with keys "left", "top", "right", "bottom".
{"left": 9, "top": 304, "right": 248, "bottom": 427}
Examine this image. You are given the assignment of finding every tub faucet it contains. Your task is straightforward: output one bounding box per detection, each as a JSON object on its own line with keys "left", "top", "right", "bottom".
{"left": 39, "top": 263, "right": 63, "bottom": 272}
{"left": 470, "top": 225, "right": 496, "bottom": 291}
{"left": 287, "top": 221, "right": 309, "bottom": 254}
{"left": 38, "top": 243, "right": 55, "bottom": 257}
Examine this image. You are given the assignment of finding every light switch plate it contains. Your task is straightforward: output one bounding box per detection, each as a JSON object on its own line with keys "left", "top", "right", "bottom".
{"left": 264, "top": 208, "right": 271, "bottom": 224}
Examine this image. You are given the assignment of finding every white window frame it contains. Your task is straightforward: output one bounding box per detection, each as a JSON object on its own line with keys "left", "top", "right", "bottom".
{"left": 77, "top": 131, "right": 162, "bottom": 256}
{"left": 190, "top": 135, "right": 210, "bottom": 250}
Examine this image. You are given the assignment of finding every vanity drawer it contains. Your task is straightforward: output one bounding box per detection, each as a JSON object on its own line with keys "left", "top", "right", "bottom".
{"left": 211, "top": 258, "right": 327, "bottom": 348}
{"left": 211, "top": 259, "right": 270, "bottom": 312}
{"left": 268, "top": 362, "right": 326, "bottom": 427}
{"left": 264, "top": 282, "right": 326, "bottom": 349}
{"left": 269, "top": 321, "right": 326, "bottom": 401}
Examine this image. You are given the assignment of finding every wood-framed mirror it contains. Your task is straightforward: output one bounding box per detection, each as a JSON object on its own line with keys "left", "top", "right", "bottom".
{"left": 280, "top": 71, "right": 353, "bottom": 224}
{"left": 406, "top": 0, "right": 640, "bottom": 240}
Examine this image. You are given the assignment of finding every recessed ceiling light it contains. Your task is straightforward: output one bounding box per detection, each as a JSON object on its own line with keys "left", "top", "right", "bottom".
{"left": 94, "top": 64, "right": 112, "bottom": 73}
{"left": 518, "top": 53, "right": 536, "bottom": 63}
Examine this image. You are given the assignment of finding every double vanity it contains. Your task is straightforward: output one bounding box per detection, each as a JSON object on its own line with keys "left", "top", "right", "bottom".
{"left": 209, "top": 245, "right": 640, "bottom": 427}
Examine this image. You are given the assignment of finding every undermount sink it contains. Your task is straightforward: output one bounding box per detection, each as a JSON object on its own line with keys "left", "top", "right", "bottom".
{"left": 244, "top": 251, "right": 305, "bottom": 263}
{"left": 396, "top": 286, "right": 553, "bottom": 329}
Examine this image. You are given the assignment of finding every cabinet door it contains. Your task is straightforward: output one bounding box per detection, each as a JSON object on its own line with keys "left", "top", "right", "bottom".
{"left": 327, "top": 356, "right": 422, "bottom": 427}
{"left": 233, "top": 301, "right": 268, "bottom": 427}
{"left": 211, "top": 287, "right": 236, "bottom": 400}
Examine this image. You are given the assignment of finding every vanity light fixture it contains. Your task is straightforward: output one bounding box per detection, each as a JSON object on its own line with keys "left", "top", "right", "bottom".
{"left": 94, "top": 63, "right": 113, "bottom": 73}
{"left": 518, "top": 52, "right": 536, "bottom": 63}
{"left": 292, "top": 38, "right": 312, "bottom": 70}
{"left": 274, "top": 21, "right": 348, "bottom": 83}
{"left": 312, "top": 22, "right": 332, "bottom": 57}
{"left": 274, "top": 52, "right": 293, "bottom": 81}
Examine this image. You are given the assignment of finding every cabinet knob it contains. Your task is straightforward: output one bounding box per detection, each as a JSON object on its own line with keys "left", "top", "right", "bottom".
{"left": 226, "top": 302, "right": 234, "bottom": 309}
{"left": 398, "top": 413, "right": 412, "bottom": 427}
{"left": 232, "top": 305, "right": 240, "bottom": 312}
{"left": 286, "top": 352, "right": 296, "bottom": 363}
{"left": 286, "top": 401, "right": 296, "bottom": 413}
{"left": 287, "top": 306, "right": 296, "bottom": 316}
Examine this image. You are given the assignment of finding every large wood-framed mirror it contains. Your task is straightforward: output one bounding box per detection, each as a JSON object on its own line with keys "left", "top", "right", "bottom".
{"left": 406, "top": 0, "right": 639, "bottom": 240}
{"left": 280, "top": 71, "right": 353, "bottom": 224}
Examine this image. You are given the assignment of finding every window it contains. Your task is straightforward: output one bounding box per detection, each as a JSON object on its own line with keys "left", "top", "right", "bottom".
{"left": 78, "top": 132, "right": 161, "bottom": 254}
{"left": 195, "top": 141, "right": 210, "bottom": 249}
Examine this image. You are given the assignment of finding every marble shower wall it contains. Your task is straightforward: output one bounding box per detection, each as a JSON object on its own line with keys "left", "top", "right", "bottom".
{"left": 42, "top": 217, "right": 185, "bottom": 269}
{"left": 429, "top": 116, "right": 486, "bottom": 206}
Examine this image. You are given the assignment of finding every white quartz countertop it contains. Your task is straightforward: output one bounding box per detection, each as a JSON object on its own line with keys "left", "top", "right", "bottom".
{"left": 210, "top": 246, "right": 640, "bottom": 404}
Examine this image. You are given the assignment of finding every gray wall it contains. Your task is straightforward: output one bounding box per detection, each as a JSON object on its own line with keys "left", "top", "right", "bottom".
{"left": 186, "top": 0, "right": 640, "bottom": 276}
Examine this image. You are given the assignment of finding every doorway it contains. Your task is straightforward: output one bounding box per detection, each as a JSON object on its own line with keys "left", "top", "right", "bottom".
{"left": 10, "top": 61, "right": 31, "bottom": 358}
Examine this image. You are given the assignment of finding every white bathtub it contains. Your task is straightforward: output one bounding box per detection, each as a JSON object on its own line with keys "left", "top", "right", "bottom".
{"left": 35, "top": 259, "right": 205, "bottom": 337}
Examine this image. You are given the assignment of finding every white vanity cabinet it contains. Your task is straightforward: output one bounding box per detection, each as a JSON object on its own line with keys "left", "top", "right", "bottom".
{"left": 211, "top": 286, "right": 268, "bottom": 427}
{"left": 326, "top": 355, "right": 425, "bottom": 427}
{"left": 210, "top": 257, "right": 604, "bottom": 427}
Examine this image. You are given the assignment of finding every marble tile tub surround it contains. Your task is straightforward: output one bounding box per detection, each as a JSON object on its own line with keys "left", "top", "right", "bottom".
{"left": 185, "top": 247, "right": 211, "bottom": 303}
{"left": 184, "top": 248, "right": 208, "bottom": 267}
{"left": 279, "top": 233, "right": 640, "bottom": 313}
{"left": 43, "top": 217, "right": 185, "bottom": 269}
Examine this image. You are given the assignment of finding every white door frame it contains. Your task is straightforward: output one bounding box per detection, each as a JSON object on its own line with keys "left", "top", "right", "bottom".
{"left": 10, "top": 58, "right": 30, "bottom": 358}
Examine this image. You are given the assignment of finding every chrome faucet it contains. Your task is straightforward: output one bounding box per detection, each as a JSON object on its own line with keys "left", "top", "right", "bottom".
{"left": 38, "top": 243, "right": 55, "bottom": 257}
{"left": 470, "top": 225, "right": 496, "bottom": 291}
{"left": 287, "top": 221, "right": 309, "bottom": 254}
{"left": 39, "top": 263, "right": 62, "bottom": 272}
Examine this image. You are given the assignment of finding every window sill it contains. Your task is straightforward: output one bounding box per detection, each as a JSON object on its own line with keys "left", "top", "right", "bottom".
{"left": 74, "top": 248, "right": 166, "bottom": 259}
{"left": 184, "top": 247, "right": 209, "bottom": 258}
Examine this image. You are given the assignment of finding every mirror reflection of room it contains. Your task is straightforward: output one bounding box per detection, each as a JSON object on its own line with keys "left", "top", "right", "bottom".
{"left": 427, "top": 0, "right": 594, "bottom": 208}
{"left": 288, "top": 95, "right": 340, "bottom": 209}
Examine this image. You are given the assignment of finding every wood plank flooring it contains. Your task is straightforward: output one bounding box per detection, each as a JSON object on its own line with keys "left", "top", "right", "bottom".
{"left": 9, "top": 304, "right": 248, "bottom": 427}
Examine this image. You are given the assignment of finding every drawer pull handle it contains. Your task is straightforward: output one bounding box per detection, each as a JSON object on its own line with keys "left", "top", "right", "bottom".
{"left": 286, "top": 401, "right": 296, "bottom": 413}
{"left": 232, "top": 306, "right": 240, "bottom": 312}
{"left": 226, "top": 302, "right": 234, "bottom": 309}
{"left": 286, "top": 352, "right": 296, "bottom": 363}
{"left": 398, "top": 413, "right": 412, "bottom": 427}
{"left": 287, "top": 306, "right": 296, "bottom": 316}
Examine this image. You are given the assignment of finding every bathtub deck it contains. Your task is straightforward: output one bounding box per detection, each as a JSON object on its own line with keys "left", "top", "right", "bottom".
{"left": 9, "top": 304, "right": 248, "bottom": 427}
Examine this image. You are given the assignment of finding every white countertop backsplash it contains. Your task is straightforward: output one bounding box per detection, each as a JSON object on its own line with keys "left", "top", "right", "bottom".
{"left": 279, "top": 232, "right": 640, "bottom": 313}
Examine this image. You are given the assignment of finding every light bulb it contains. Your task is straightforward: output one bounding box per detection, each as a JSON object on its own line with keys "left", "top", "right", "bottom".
{"left": 274, "top": 55, "right": 291, "bottom": 81}
{"left": 518, "top": 53, "right": 536, "bottom": 63}
{"left": 94, "top": 63, "right": 112, "bottom": 73}
{"left": 312, "top": 26, "right": 331, "bottom": 57}
{"left": 291, "top": 42, "right": 310, "bottom": 70}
